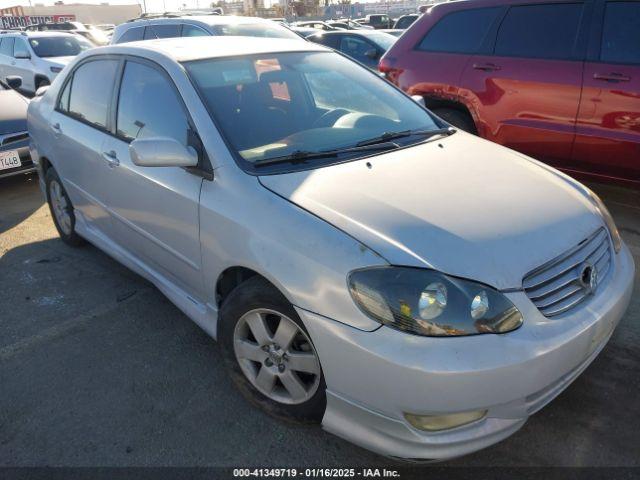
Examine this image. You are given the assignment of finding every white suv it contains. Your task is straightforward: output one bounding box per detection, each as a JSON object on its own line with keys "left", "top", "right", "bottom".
{"left": 0, "top": 31, "right": 93, "bottom": 95}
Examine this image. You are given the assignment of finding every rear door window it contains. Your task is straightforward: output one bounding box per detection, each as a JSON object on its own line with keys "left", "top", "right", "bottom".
{"left": 416, "top": 7, "right": 502, "bottom": 54}
{"left": 600, "top": 2, "right": 640, "bottom": 64}
{"left": 309, "top": 33, "right": 340, "bottom": 48}
{"left": 65, "top": 59, "right": 119, "bottom": 129}
{"left": 182, "top": 24, "right": 209, "bottom": 37}
{"left": 117, "top": 26, "right": 144, "bottom": 43}
{"left": 494, "top": 3, "right": 584, "bottom": 60}
{"left": 0, "top": 37, "right": 15, "bottom": 56}
{"left": 339, "top": 35, "right": 376, "bottom": 64}
{"left": 144, "top": 24, "right": 181, "bottom": 40}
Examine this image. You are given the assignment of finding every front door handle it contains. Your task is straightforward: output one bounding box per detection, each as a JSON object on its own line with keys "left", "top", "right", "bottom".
{"left": 51, "top": 123, "right": 61, "bottom": 135}
{"left": 593, "top": 72, "right": 631, "bottom": 83}
{"left": 102, "top": 150, "right": 120, "bottom": 168}
{"left": 473, "top": 62, "right": 501, "bottom": 72}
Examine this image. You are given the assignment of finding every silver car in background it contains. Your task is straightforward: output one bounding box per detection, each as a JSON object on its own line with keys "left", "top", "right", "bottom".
{"left": 110, "top": 14, "right": 302, "bottom": 44}
{"left": 27, "top": 37, "right": 634, "bottom": 461}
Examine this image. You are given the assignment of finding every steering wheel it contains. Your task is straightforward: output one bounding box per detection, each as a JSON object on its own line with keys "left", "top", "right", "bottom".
{"left": 312, "top": 108, "right": 350, "bottom": 128}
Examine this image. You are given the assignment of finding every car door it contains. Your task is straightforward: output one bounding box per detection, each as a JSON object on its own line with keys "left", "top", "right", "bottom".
{"left": 0, "top": 37, "right": 16, "bottom": 82}
{"left": 50, "top": 58, "right": 120, "bottom": 238}
{"left": 101, "top": 58, "right": 205, "bottom": 298}
{"left": 11, "top": 37, "right": 35, "bottom": 93}
{"left": 459, "top": 2, "right": 590, "bottom": 166}
{"left": 338, "top": 35, "right": 379, "bottom": 68}
{"left": 573, "top": 0, "right": 640, "bottom": 186}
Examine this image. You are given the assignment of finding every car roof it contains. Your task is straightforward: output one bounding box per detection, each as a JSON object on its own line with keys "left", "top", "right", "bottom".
{"left": 0, "top": 31, "right": 79, "bottom": 38}
{"left": 126, "top": 15, "right": 279, "bottom": 27}
{"left": 95, "top": 36, "right": 327, "bottom": 62}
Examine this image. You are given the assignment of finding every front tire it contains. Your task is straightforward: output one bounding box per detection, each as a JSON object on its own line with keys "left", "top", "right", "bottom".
{"left": 219, "top": 276, "right": 326, "bottom": 423}
{"left": 45, "top": 168, "right": 85, "bottom": 247}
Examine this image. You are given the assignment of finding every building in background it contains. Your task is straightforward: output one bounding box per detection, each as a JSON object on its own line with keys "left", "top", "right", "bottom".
{"left": 0, "top": 3, "right": 142, "bottom": 28}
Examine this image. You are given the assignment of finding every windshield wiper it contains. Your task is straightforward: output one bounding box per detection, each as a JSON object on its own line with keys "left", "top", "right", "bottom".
{"left": 356, "top": 127, "right": 455, "bottom": 147}
{"left": 253, "top": 141, "right": 400, "bottom": 168}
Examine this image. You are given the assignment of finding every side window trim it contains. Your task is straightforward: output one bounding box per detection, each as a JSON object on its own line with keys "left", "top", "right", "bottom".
{"left": 491, "top": 1, "right": 593, "bottom": 61}
{"left": 413, "top": 6, "right": 506, "bottom": 55}
{"left": 54, "top": 55, "right": 123, "bottom": 134}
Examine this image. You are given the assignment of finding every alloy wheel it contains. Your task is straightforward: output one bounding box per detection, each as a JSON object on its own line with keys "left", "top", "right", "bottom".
{"left": 49, "top": 179, "right": 72, "bottom": 235}
{"left": 233, "top": 308, "right": 321, "bottom": 405}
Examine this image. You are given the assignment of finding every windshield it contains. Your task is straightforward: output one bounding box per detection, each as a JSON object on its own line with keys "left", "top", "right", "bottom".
{"left": 29, "top": 36, "right": 93, "bottom": 58}
{"left": 185, "top": 51, "right": 440, "bottom": 169}
{"left": 210, "top": 23, "right": 300, "bottom": 40}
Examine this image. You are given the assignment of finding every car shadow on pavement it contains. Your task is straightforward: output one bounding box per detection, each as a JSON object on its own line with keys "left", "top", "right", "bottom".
{"left": 0, "top": 174, "right": 44, "bottom": 235}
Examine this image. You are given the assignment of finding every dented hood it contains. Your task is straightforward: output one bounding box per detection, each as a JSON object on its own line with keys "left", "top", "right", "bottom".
{"left": 259, "top": 133, "right": 604, "bottom": 290}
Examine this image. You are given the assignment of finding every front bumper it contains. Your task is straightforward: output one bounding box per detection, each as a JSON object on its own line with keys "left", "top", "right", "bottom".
{"left": 299, "top": 244, "right": 635, "bottom": 460}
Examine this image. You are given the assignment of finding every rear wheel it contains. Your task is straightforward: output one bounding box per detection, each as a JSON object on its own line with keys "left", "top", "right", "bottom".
{"left": 219, "top": 276, "right": 326, "bottom": 423}
{"left": 433, "top": 107, "right": 477, "bottom": 134}
{"left": 45, "top": 168, "right": 84, "bottom": 247}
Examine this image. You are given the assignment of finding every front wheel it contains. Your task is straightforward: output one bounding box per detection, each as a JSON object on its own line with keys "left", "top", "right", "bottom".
{"left": 219, "top": 276, "right": 326, "bottom": 423}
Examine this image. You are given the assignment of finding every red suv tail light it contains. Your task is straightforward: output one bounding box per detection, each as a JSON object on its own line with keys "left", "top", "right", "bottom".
{"left": 379, "top": 57, "right": 402, "bottom": 85}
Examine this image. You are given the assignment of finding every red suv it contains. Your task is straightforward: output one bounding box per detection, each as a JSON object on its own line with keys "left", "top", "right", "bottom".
{"left": 380, "top": 0, "right": 640, "bottom": 188}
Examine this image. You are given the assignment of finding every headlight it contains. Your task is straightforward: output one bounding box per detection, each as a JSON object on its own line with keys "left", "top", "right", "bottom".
{"left": 584, "top": 187, "right": 622, "bottom": 253}
{"left": 348, "top": 267, "right": 523, "bottom": 337}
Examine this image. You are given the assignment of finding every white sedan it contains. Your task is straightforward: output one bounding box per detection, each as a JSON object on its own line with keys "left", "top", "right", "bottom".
{"left": 27, "top": 37, "right": 635, "bottom": 460}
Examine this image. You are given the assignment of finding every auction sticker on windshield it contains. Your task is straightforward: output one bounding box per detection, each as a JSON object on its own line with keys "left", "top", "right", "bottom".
{"left": 0, "top": 150, "right": 21, "bottom": 170}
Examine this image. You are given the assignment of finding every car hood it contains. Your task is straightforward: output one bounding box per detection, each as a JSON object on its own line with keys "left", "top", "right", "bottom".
{"left": 258, "top": 133, "right": 604, "bottom": 290}
{"left": 0, "top": 90, "right": 28, "bottom": 135}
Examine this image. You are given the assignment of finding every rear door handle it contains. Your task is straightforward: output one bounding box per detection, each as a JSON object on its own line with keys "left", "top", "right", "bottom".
{"left": 593, "top": 72, "right": 631, "bottom": 82}
{"left": 473, "top": 62, "right": 501, "bottom": 72}
{"left": 51, "top": 123, "right": 61, "bottom": 135}
{"left": 102, "top": 150, "right": 120, "bottom": 168}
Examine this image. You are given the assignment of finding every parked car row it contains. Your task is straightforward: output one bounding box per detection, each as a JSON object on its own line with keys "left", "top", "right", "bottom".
{"left": 381, "top": 0, "right": 640, "bottom": 188}
{"left": 0, "top": 77, "right": 31, "bottom": 179}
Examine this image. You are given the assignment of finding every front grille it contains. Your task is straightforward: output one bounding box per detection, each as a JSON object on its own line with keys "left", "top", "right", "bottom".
{"left": 523, "top": 228, "right": 612, "bottom": 317}
{"left": 0, "top": 131, "right": 29, "bottom": 146}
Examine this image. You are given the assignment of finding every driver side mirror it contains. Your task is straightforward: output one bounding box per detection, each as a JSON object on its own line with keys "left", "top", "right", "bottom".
{"left": 14, "top": 50, "right": 31, "bottom": 60}
{"left": 5, "top": 76, "right": 22, "bottom": 90}
{"left": 129, "top": 137, "right": 198, "bottom": 168}
{"left": 365, "top": 48, "right": 380, "bottom": 60}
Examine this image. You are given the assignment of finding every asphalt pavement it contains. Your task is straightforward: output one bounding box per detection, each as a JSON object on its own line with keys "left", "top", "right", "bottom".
{"left": 0, "top": 173, "right": 638, "bottom": 467}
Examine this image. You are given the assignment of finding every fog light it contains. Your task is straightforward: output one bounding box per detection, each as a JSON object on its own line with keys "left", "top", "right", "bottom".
{"left": 404, "top": 410, "right": 487, "bottom": 432}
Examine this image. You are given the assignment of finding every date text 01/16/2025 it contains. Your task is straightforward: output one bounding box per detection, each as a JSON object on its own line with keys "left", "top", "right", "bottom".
{"left": 233, "top": 468, "right": 401, "bottom": 478}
